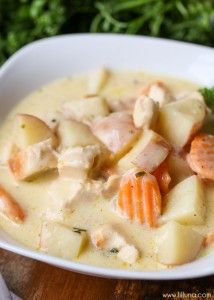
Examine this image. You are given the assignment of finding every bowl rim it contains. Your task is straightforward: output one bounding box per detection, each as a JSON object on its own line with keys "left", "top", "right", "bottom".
{"left": 0, "top": 33, "right": 214, "bottom": 280}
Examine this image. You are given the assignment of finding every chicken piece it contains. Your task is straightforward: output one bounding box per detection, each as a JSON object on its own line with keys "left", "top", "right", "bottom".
{"left": 133, "top": 95, "right": 159, "bottom": 129}
{"left": 102, "top": 174, "right": 121, "bottom": 198}
{"left": 117, "top": 245, "right": 139, "bottom": 265}
{"left": 0, "top": 184, "right": 25, "bottom": 223}
{"left": 142, "top": 81, "right": 171, "bottom": 107}
{"left": 48, "top": 178, "right": 103, "bottom": 213}
{"left": 0, "top": 141, "right": 17, "bottom": 166}
{"left": 48, "top": 178, "right": 83, "bottom": 210}
{"left": 90, "top": 225, "right": 139, "bottom": 264}
{"left": 116, "top": 170, "right": 161, "bottom": 227}
{"left": 8, "top": 139, "right": 57, "bottom": 181}
{"left": 61, "top": 96, "right": 109, "bottom": 125}
{"left": 58, "top": 145, "right": 100, "bottom": 180}
{"left": 132, "top": 134, "right": 171, "bottom": 173}
{"left": 203, "top": 232, "right": 214, "bottom": 247}
{"left": 187, "top": 134, "right": 214, "bottom": 181}
{"left": 91, "top": 112, "right": 139, "bottom": 155}
{"left": 87, "top": 67, "right": 109, "bottom": 94}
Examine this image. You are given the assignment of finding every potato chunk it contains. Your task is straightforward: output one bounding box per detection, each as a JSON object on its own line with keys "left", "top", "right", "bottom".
{"left": 58, "top": 119, "right": 99, "bottom": 149}
{"left": 91, "top": 112, "right": 139, "bottom": 158}
{"left": 40, "top": 222, "right": 87, "bottom": 259}
{"left": 156, "top": 221, "right": 203, "bottom": 265}
{"left": 117, "top": 130, "right": 170, "bottom": 173}
{"left": 162, "top": 175, "right": 205, "bottom": 225}
{"left": 87, "top": 67, "right": 109, "bottom": 94}
{"left": 62, "top": 96, "right": 109, "bottom": 124}
{"left": 158, "top": 97, "right": 206, "bottom": 148}
{"left": 14, "top": 114, "right": 58, "bottom": 149}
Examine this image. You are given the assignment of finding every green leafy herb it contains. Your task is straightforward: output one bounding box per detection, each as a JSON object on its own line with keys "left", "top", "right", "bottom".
{"left": 1, "top": 1, "right": 214, "bottom": 65}
{"left": 135, "top": 171, "right": 145, "bottom": 177}
{"left": 199, "top": 87, "right": 214, "bottom": 112}
{"left": 72, "top": 227, "right": 87, "bottom": 234}
{"left": 109, "top": 248, "right": 119, "bottom": 253}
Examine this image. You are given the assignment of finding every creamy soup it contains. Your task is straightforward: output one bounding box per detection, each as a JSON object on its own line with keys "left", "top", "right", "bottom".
{"left": 0, "top": 69, "right": 213, "bottom": 271}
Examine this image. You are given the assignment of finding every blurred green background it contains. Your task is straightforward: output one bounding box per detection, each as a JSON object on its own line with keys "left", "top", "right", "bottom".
{"left": 1, "top": 0, "right": 214, "bottom": 65}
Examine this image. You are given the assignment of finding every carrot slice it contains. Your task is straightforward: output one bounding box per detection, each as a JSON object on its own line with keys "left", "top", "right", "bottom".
{"left": 117, "top": 171, "right": 161, "bottom": 227}
{"left": 132, "top": 176, "right": 144, "bottom": 224}
{"left": 0, "top": 184, "right": 25, "bottom": 223}
{"left": 153, "top": 162, "right": 171, "bottom": 194}
{"left": 142, "top": 176, "right": 155, "bottom": 227}
{"left": 187, "top": 134, "right": 214, "bottom": 181}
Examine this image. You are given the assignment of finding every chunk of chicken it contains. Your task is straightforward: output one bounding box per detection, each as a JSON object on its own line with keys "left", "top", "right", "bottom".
{"left": 58, "top": 145, "right": 100, "bottom": 180}
{"left": 48, "top": 178, "right": 102, "bottom": 213}
{"left": 90, "top": 225, "right": 139, "bottom": 264}
{"left": 8, "top": 139, "right": 57, "bottom": 181}
{"left": 142, "top": 81, "right": 171, "bottom": 107}
{"left": 0, "top": 184, "right": 25, "bottom": 223}
{"left": 91, "top": 112, "right": 139, "bottom": 155}
{"left": 61, "top": 96, "right": 109, "bottom": 125}
{"left": 87, "top": 67, "right": 109, "bottom": 94}
{"left": 133, "top": 95, "right": 159, "bottom": 129}
{"left": 0, "top": 141, "right": 17, "bottom": 166}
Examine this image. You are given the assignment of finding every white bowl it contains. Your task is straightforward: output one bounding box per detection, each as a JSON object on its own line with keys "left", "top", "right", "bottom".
{"left": 0, "top": 34, "right": 214, "bottom": 279}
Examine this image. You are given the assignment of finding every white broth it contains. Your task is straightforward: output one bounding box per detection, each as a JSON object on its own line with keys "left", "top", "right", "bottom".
{"left": 0, "top": 70, "right": 213, "bottom": 271}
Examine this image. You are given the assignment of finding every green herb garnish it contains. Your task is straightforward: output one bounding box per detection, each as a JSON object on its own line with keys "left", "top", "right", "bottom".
{"left": 21, "top": 124, "right": 25, "bottom": 129}
{"left": 1, "top": 1, "right": 214, "bottom": 66}
{"left": 72, "top": 227, "right": 87, "bottom": 234}
{"left": 199, "top": 87, "right": 214, "bottom": 112}
{"left": 109, "top": 248, "right": 119, "bottom": 253}
{"left": 135, "top": 171, "right": 145, "bottom": 177}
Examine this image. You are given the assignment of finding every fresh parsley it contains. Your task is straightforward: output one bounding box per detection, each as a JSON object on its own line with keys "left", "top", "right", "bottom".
{"left": 199, "top": 87, "right": 214, "bottom": 112}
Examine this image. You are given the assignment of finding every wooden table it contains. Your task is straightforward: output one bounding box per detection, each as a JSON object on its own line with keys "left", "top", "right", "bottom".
{"left": 0, "top": 249, "right": 213, "bottom": 300}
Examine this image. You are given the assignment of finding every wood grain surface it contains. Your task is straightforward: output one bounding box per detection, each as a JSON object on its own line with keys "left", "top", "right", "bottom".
{"left": 0, "top": 249, "right": 213, "bottom": 300}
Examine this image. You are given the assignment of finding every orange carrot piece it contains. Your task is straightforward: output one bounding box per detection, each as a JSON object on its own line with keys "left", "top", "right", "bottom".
{"left": 0, "top": 185, "right": 25, "bottom": 223}
{"left": 123, "top": 179, "right": 133, "bottom": 220}
{"left": 187, "top": 134, "right": 214, "bottom": 181}
{"left": 142, "top": 177, "right": 155, "bottom": 227}
{"left": 132, "top": 176, "right": 144, "bottom": 224}
{"left": 117, "top": 171, "right": 161, "bottom": 227}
